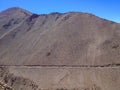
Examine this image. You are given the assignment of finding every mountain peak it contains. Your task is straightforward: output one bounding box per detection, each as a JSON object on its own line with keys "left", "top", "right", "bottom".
{"left": 6, "top": 7, "right": 22, "bottom": 11}
{"left": 0, "top": 7, "right": 32, "bottom": 16}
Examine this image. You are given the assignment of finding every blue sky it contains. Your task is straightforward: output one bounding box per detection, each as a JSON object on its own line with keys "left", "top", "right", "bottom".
{"left": 0, "top": 0, "right": 120, "bottom": 22}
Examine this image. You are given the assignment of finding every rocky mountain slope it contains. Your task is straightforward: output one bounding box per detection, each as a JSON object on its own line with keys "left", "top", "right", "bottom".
{"left": 0, "top": 67, "right": 39, "bottom": 90}
{"left": 0, "top": 7, "right": 120, "bottom": 66}
{"left": 0, "top": 7, "right": 120, "bottom": 90}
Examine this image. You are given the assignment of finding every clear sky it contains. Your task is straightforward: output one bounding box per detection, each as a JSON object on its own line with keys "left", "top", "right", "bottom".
{"left": 0, "top": 0, "right": 120, "bottom": 22}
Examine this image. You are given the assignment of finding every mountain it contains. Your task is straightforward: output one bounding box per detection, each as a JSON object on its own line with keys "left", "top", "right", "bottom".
{"left": 0, "top": 7, "right": 120, "bottom": 66}
{"left": 0, "top": 7, "right": 120, "bottom": 90}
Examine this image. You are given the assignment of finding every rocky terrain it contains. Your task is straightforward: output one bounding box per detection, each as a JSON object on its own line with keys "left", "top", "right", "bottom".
{"left": 0, "top": 7, "right": 120, "bottom": 90}
{"left": 0, "top": 67, "right": 39, "bottom": 90}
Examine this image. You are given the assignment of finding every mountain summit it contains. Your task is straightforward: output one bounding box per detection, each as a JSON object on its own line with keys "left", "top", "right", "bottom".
{"left": 0, "top": 7, "right": 32, "bottom": 16}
